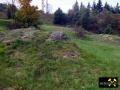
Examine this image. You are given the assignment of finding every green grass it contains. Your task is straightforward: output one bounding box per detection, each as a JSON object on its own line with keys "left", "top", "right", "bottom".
{"left": 0, "top": 19, "right": 11, "bottom": 31}
{"left": 0, "top": 24, "right": 120, "bottom": 90}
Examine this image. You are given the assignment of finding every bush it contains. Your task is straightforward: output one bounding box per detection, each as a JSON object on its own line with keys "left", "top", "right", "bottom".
{"left": 9, "top": 39, "right": 29, "bottom": 49}
{"left": 104, "top": 25, "right": 113, "bottom": 34}
{"left": 15, "top": 0, "right": 40, "bottom": 27}
{"left": 74, "top": 26, "right": 85, "bottom": 38}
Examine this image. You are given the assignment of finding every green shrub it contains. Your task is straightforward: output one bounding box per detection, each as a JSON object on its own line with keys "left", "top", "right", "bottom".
{"left": 0, "top": 19, "right": 10, "bottom": 28}
{"left": 0, "top": 43, "right": 6, "bottom": 54}
{"left": 10, "top": 39, "right": 29, "bottom": 49}
{"left": 104, "top": 25, "right": 113, "bottom": 34}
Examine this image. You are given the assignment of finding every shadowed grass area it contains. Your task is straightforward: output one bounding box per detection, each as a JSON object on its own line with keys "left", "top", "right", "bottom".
{"left": 0, "top": 24, "right": 120, "bottom": 90}
{"left": 0, "top": 19, "right": 11, "bottom": 31}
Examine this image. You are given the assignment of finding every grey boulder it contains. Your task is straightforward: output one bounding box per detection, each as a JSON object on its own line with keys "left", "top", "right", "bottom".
{"left": 48, "top": 31, "right": 68, "bottom": 41}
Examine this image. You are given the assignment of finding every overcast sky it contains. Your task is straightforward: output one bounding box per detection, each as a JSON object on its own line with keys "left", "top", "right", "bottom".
{"left": 0, "top": 0, "right": 119, "bottom": 13}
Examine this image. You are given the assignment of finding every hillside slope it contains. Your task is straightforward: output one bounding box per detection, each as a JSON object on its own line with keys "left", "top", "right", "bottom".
{"left": 0, "top": 24, "right": 120, "bottom": 90}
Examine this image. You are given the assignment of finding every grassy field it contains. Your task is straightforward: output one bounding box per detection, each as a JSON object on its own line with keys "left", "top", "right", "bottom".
{"left": 0, "top": 23, "right": 120, "bottom": 90}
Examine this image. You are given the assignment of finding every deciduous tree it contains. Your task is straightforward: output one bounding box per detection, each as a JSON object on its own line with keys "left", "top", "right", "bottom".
{"left": 15, "top": 0, "right": 40, "bottom": 27}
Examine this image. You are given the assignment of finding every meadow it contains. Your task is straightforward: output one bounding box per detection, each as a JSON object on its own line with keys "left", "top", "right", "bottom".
{"left": 0, "top": 19, "right": 120, "bottom": 90}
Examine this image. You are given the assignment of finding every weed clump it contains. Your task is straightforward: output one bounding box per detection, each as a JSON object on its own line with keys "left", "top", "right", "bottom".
{"left": 8, "top": 39, "right": 29, "bottom": 49}
{"left": 74, "top": 26, "right": 85, "bottom": 38}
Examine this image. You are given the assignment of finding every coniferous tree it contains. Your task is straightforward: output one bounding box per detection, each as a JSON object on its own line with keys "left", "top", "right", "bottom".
{"left": 92, "top": 2, "right": 97, "bottom": 15}
{"left": 104, "top": 2, "right": 111, "bottom": 11}
{"left": 80, "top": 2, "right": 85, "bottom": 10}
{"left": 72, "top": 0, "right": 80, "bottom": 25}
{"left": 67, "top": 9, "right": 74, "bottom": 25}
{"left": 92, "top": 2, "right": 96, "bottom": 10}
{"left": 96, "top": 0, "right": 103, "bottom": 13}
{"left": 115, "top": 3, "right": 120, "bottom": 14}
{"left": 81, "top": 8, "right": 90, "bottom": 29}
{"left": 73, "top": 0, "right": 79, "bottom": 13}
{"left": 53, "top": 8, "right": 67, "bottom": 25}
{"left": 87, "top": 3, "right": 91, "bottom": 11}
{"left": 110, "top": 7, "right": 116, "bottom": 14}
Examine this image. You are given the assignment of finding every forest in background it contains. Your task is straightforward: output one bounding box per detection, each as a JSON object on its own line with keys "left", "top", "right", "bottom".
{"left": 0, "top": 0, "right": 120, "bottom": 35}
{"left": 54, "top": 0, "right": 120, "bottom": 34}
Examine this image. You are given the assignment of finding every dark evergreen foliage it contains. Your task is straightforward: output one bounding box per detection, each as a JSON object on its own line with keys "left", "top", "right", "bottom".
{"left": 53, "top": 0, "right": 120, "bottom": 34}
{"left": 114, "top": 3, "right": 120, "bottom": 14}
{"left": 96, "top": 0, "right": 103, "bottom": 13}
{"left": 104, "top": 2, "right": 111, "bottom": 11}
{"left": 53, "top": 8, "right": 67, "bottom": 25}
{"left": 71, "top": 1, "right": 80, "bottom": 25}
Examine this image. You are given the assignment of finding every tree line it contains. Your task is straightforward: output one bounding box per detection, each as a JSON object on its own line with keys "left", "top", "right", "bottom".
{"left": 54, "top": 0, "right": 120, "bottom": 34}
{"left": 0, "top": 0, "right": 120, "bottom": 33}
